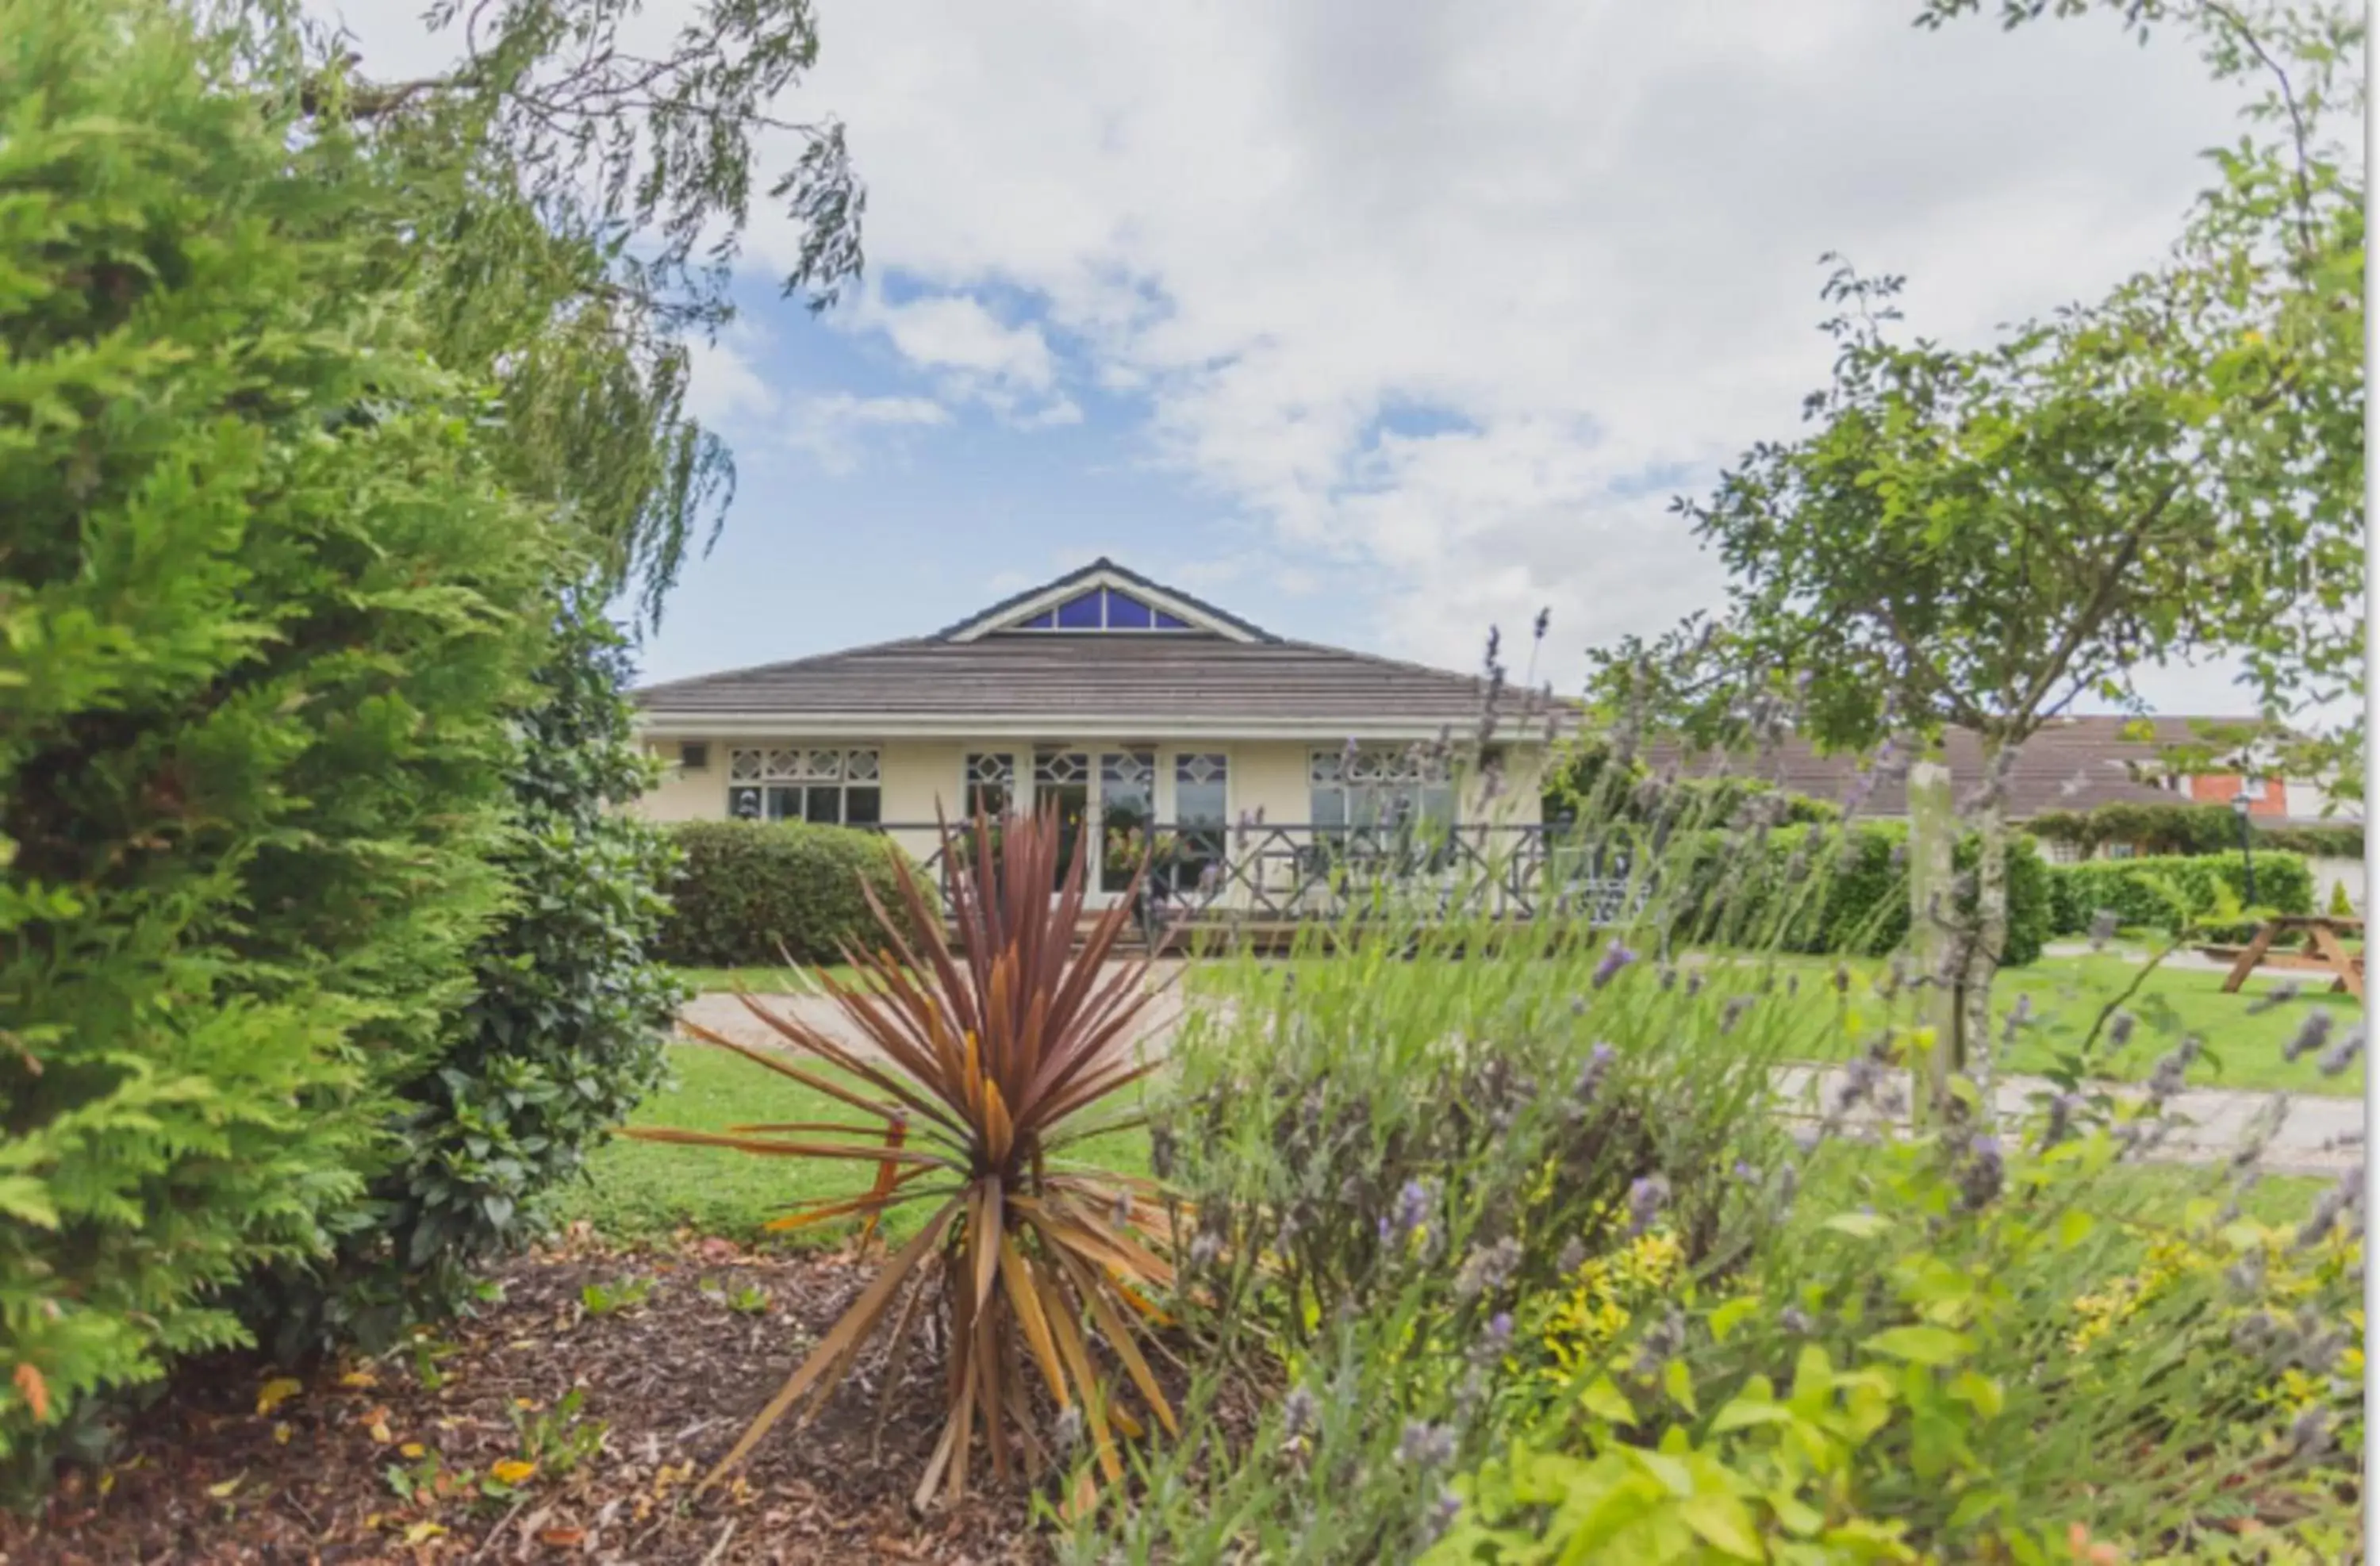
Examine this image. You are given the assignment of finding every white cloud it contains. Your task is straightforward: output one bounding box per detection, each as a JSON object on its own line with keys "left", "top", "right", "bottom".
{"left": 750, "top": 0, "right": 2251, "bottom": 685}
{"left": 322, "top": 0, "right": 2281, "bottom": 709}
{"left": 783, "top": 393, "right": 950, "bottom": 475}
{"left": 857, "top": 290, "right": 1082, "bottom": 425}
{"left": 681, "top": 328, "right": 779, "bottom": 426}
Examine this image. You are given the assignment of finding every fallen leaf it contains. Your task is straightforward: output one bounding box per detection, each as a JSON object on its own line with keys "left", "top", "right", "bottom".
{"left": 273, "top": 1422, "right": 293, "bottom": 1446}
{"left": 206, "top": 1474, "right": 244, "bottom": 1500}
{"left": 402, "top": 1519, "right": 447, "bottom": 1545}
{"left": 339, "top": 1368, "right": 378, "bottom": 1390}
{"left": 255, "top": 1376, "right": 303, "bottom": 1416}
{"left": 96, "top": 1471, "right": 115, "bottom": 1498}
{"left": 13, "top": 1362, "right": 49, "bottom": 1422}
{"left": 491, "top": 1458, "right": 539, "bottom": 1485}
{"left": 400, "top": 1442, "right": 426, "bottom": 1458}
{"left": 363, "top": 1407, "right": 393, "bottom": 1443}
{"left": 537, "top": 1526, "right": 588, "bottom": 1549}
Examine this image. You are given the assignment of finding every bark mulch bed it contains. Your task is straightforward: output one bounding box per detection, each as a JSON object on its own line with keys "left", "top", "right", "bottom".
{"left": 2, "top": 1233, "right": 1051, "bottom": 1565}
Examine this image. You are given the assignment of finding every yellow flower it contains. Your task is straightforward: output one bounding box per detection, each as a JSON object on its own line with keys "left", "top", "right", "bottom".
{"left": 489, "top": 1458, "right": 538, "bottom": 1486}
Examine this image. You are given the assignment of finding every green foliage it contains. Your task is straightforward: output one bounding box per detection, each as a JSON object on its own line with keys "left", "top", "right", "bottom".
{"left": 2027, "top": 799, "right": 2363, "bottom": 861}
{"left": 2262, "top": 820, "right": 2366, "bottom": 858}
{"left": 1543, "top": 738, "right": 1838, "bottom": 831}
{"left": 2025, "top": 800, "right": 2245, "bottom": 857}
{"left": 251, "top": 607, "right": 686, "bottom": 1358}
{"left": 1917, "top": 0, "right": 2367, "bottom": 796}
{"left": 1434, "top": 1130, "right": 2363, "bottom": 1564}
{"left": 2044, "top": 851, "right": 2313, "bottom": 936}
{"left": 653, "top": 820, "right": 932, "bottom": 968}
{"left": 1668, "top": 823, "right": 2051, "bottom": 967}
{"left": 0, "top": 0, "right": 551, "bottom": 1484}
{"left": 218, "top": 0, "right": 869, "bottom": 628}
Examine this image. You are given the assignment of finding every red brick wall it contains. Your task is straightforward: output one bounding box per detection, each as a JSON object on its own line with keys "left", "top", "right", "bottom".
{"left": 2186, "top": 773, "right": 2289, "bottom": 818}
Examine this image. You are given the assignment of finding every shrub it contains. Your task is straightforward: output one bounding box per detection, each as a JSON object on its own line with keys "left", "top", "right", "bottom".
{"left": 2028, "top": 800, "right": 2364, "bottom": 862}
{"left": 654, "top": 819, "right": 933, "bottom": 968}
{"left": 250, "top": 608, "right": 686, "bottom": 1357}
{"left": 635, "top": 810, "right": 1170, "bottom": 1507}
{"left": 2044, "top": 852, "right": 2313, "bottom": 937}
{"left": 1666, "top": 823, "right": 2052, "bottom": 967}
{"left": 1434, "top": 1126, "right": 2363, "bottom": 1563}
{"left": 1, "top": 0, "right": 552, "bottom": 1485}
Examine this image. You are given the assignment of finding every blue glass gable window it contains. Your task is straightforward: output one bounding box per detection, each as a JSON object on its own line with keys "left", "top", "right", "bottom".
{"left": 1003, "top": 585, "right": 1198, "bottom": 632}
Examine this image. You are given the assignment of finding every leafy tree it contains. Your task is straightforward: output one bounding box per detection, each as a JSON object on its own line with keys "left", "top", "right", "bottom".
{"left": 1606, "top": 0, "right": 2362, "bottom": 1077}
{"left": 0, "top": 0, "right": 555, "bottom": 1481}
{"left": 217, "top": 0, "right": 869, "bottom": 625}
{"left": 1917, "top": 0, "right": 2366, "bottom": 791}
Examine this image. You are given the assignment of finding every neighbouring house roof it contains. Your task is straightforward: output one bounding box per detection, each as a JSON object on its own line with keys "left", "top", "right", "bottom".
{"left": 635, "top": 559, "right": 1549, "bottom": 741}
{"left": 1646, "top": 716, "right": 2275, "bottom": 821}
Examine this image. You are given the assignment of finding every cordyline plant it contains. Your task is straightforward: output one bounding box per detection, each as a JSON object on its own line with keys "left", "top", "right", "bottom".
{"left": 630, "top": 808, "right": 1180, "bottom": 1508}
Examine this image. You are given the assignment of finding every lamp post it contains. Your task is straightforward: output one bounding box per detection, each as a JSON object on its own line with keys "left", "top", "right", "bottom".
{"left": 2230, "top": 789, "right": 2257, "bottom": 907}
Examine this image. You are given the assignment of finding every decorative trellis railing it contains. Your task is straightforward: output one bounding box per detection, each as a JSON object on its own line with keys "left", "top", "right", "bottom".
{"left": 867, "top": 821, "right": 1649, "bottom": 931}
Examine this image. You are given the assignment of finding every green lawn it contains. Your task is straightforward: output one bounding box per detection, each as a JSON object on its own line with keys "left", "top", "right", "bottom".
{"left": 1186, "top": 950, "right": 2363, "bottom": 1096}
{"left": 557, "top": 1044, "right": 1150, "bottom": 1244}
{"left": 1823, "top": 951, "right": 2363, "bottom": 1096}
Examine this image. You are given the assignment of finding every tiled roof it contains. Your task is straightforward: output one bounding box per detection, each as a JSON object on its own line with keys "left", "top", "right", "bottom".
{"left": 1645, "top": 716, "right": 2271, "bottom": 821}
{"left": 634, "top": 634, "right": 1503, "bottom": 724}
{"left": 632, "top": 558, "right": 1571, "bottom": 730}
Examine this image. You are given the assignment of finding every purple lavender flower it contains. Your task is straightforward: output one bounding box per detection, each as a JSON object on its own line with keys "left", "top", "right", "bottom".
{"left": 1555, "top": 1236, "right": 1587, "bottom": 1274}
{"left": 1397, "top": 1420, "right": 1456, "bottom": 1469}
{"left": 2317, "top": 1025, "right": 2364, "bottom": 1079}
{"left": 1958, "top": 1134, "right": 2005, "bottom": 1211}
{"left": 1483, "top": 1311, "right": 1514, "bottom": 1353}
{"left": 2284, "top": 1010, "right": 2333, "bottom": 1062}
{"left": 1392, "top": 1179, "right": 1433, "bottom": 1242}
{"left": 1626, "top": 1173, "right": 1671, "bottom": 1237}
{"left": 1280, "top": 1384, "right": 1319, "bottom": 1441}
{"left": 2107, "top": 1011, "right": 2136, "bottom": 1050}
{"left": 1592, "top": 939, "right": 1639, "bottom": 990}
{"left": 1573, "top": 1042, "right": 1616, "bottom": 1104}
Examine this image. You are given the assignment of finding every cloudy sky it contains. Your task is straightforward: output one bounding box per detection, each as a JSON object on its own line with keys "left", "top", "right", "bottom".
{"left": 325, "top": 0, "right": 2262, "bottom": 707}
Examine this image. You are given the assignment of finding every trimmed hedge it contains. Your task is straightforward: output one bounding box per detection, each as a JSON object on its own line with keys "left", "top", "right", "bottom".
{"left": 2042, "top": 852, "right": 2313, "bottom": 938}
{"left": 1664, "top": 821, "right": 2051, "bottom": 967}
{"left": 656, "top": 821, "right": 937, "bottom": 968}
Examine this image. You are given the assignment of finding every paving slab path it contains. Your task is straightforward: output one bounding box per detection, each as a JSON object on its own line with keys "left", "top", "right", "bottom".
{"left": 679, "top": 988, "right": 2363, "bottom": 1180}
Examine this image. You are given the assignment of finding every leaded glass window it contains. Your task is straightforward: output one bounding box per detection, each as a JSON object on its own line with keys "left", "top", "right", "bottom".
{"left": 1170, "top": 753, "right": 1229, "bottom": 891}
{"left": 726, "top": 747, "right": 881, "bottom": 826}
{"left": 999, "top": 585, "right": 1199, "bottom": 633}
{"left": 1100, "top": 750, "right": 1157, "bottom": 893}
{"left": 1309, "top": 745, "right": 1455, "bottom": 833}
{"left": 965, "top": 752, "right": 1015, "bottom": 819}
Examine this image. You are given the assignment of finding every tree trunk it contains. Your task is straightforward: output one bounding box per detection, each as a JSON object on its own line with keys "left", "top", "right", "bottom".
{"left": 1960, "top": 774, "right": 2012, "bottom": 1096}
{"left": 1906, "top": 752, "right": 1963, "bottom": 1122}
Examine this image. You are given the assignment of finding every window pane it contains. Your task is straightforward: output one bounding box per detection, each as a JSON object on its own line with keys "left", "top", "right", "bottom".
{"left": 729, "top": 786, "right": 763, "bottom": 819}
{"left": 845, "top": 786, "right": 881, "bottom": 827}
{"left": 1104, "top": 590, "right": 1154, "bottom": 629}
{"left": 1311, "top": 787, "right": 1346, "bottom": 830}
{"left": 1017, "top": 610, "right": 1055, "bottom": 629}
{"left": 766, "top": 786, "right": 800, "bottom": 821}
{"left": 803, "top": 786, "right": 841, "bottom": 825}
{"left": 1421, "top": 785, "right": 1457, "bottom": 827}
{"left": 1154, "top": 609, "right": 1192, "bottom": 630}
{"left": 1056, "top": 590, "right": 1103, "bottom": 629}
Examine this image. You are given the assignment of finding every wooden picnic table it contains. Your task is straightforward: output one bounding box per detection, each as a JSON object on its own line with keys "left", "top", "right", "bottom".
{"left": 2203, "top": 915, "right": 2365, "bottom": 1002}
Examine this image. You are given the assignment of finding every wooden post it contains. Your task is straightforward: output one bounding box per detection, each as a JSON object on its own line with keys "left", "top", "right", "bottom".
{"left": 1907, "top": 753, "right": 1962, "bottom": 1123}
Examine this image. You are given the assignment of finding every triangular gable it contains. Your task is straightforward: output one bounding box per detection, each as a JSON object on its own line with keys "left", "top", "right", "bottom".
{"left": 941, "top": 558, "right": 1271, "bottom": 643}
